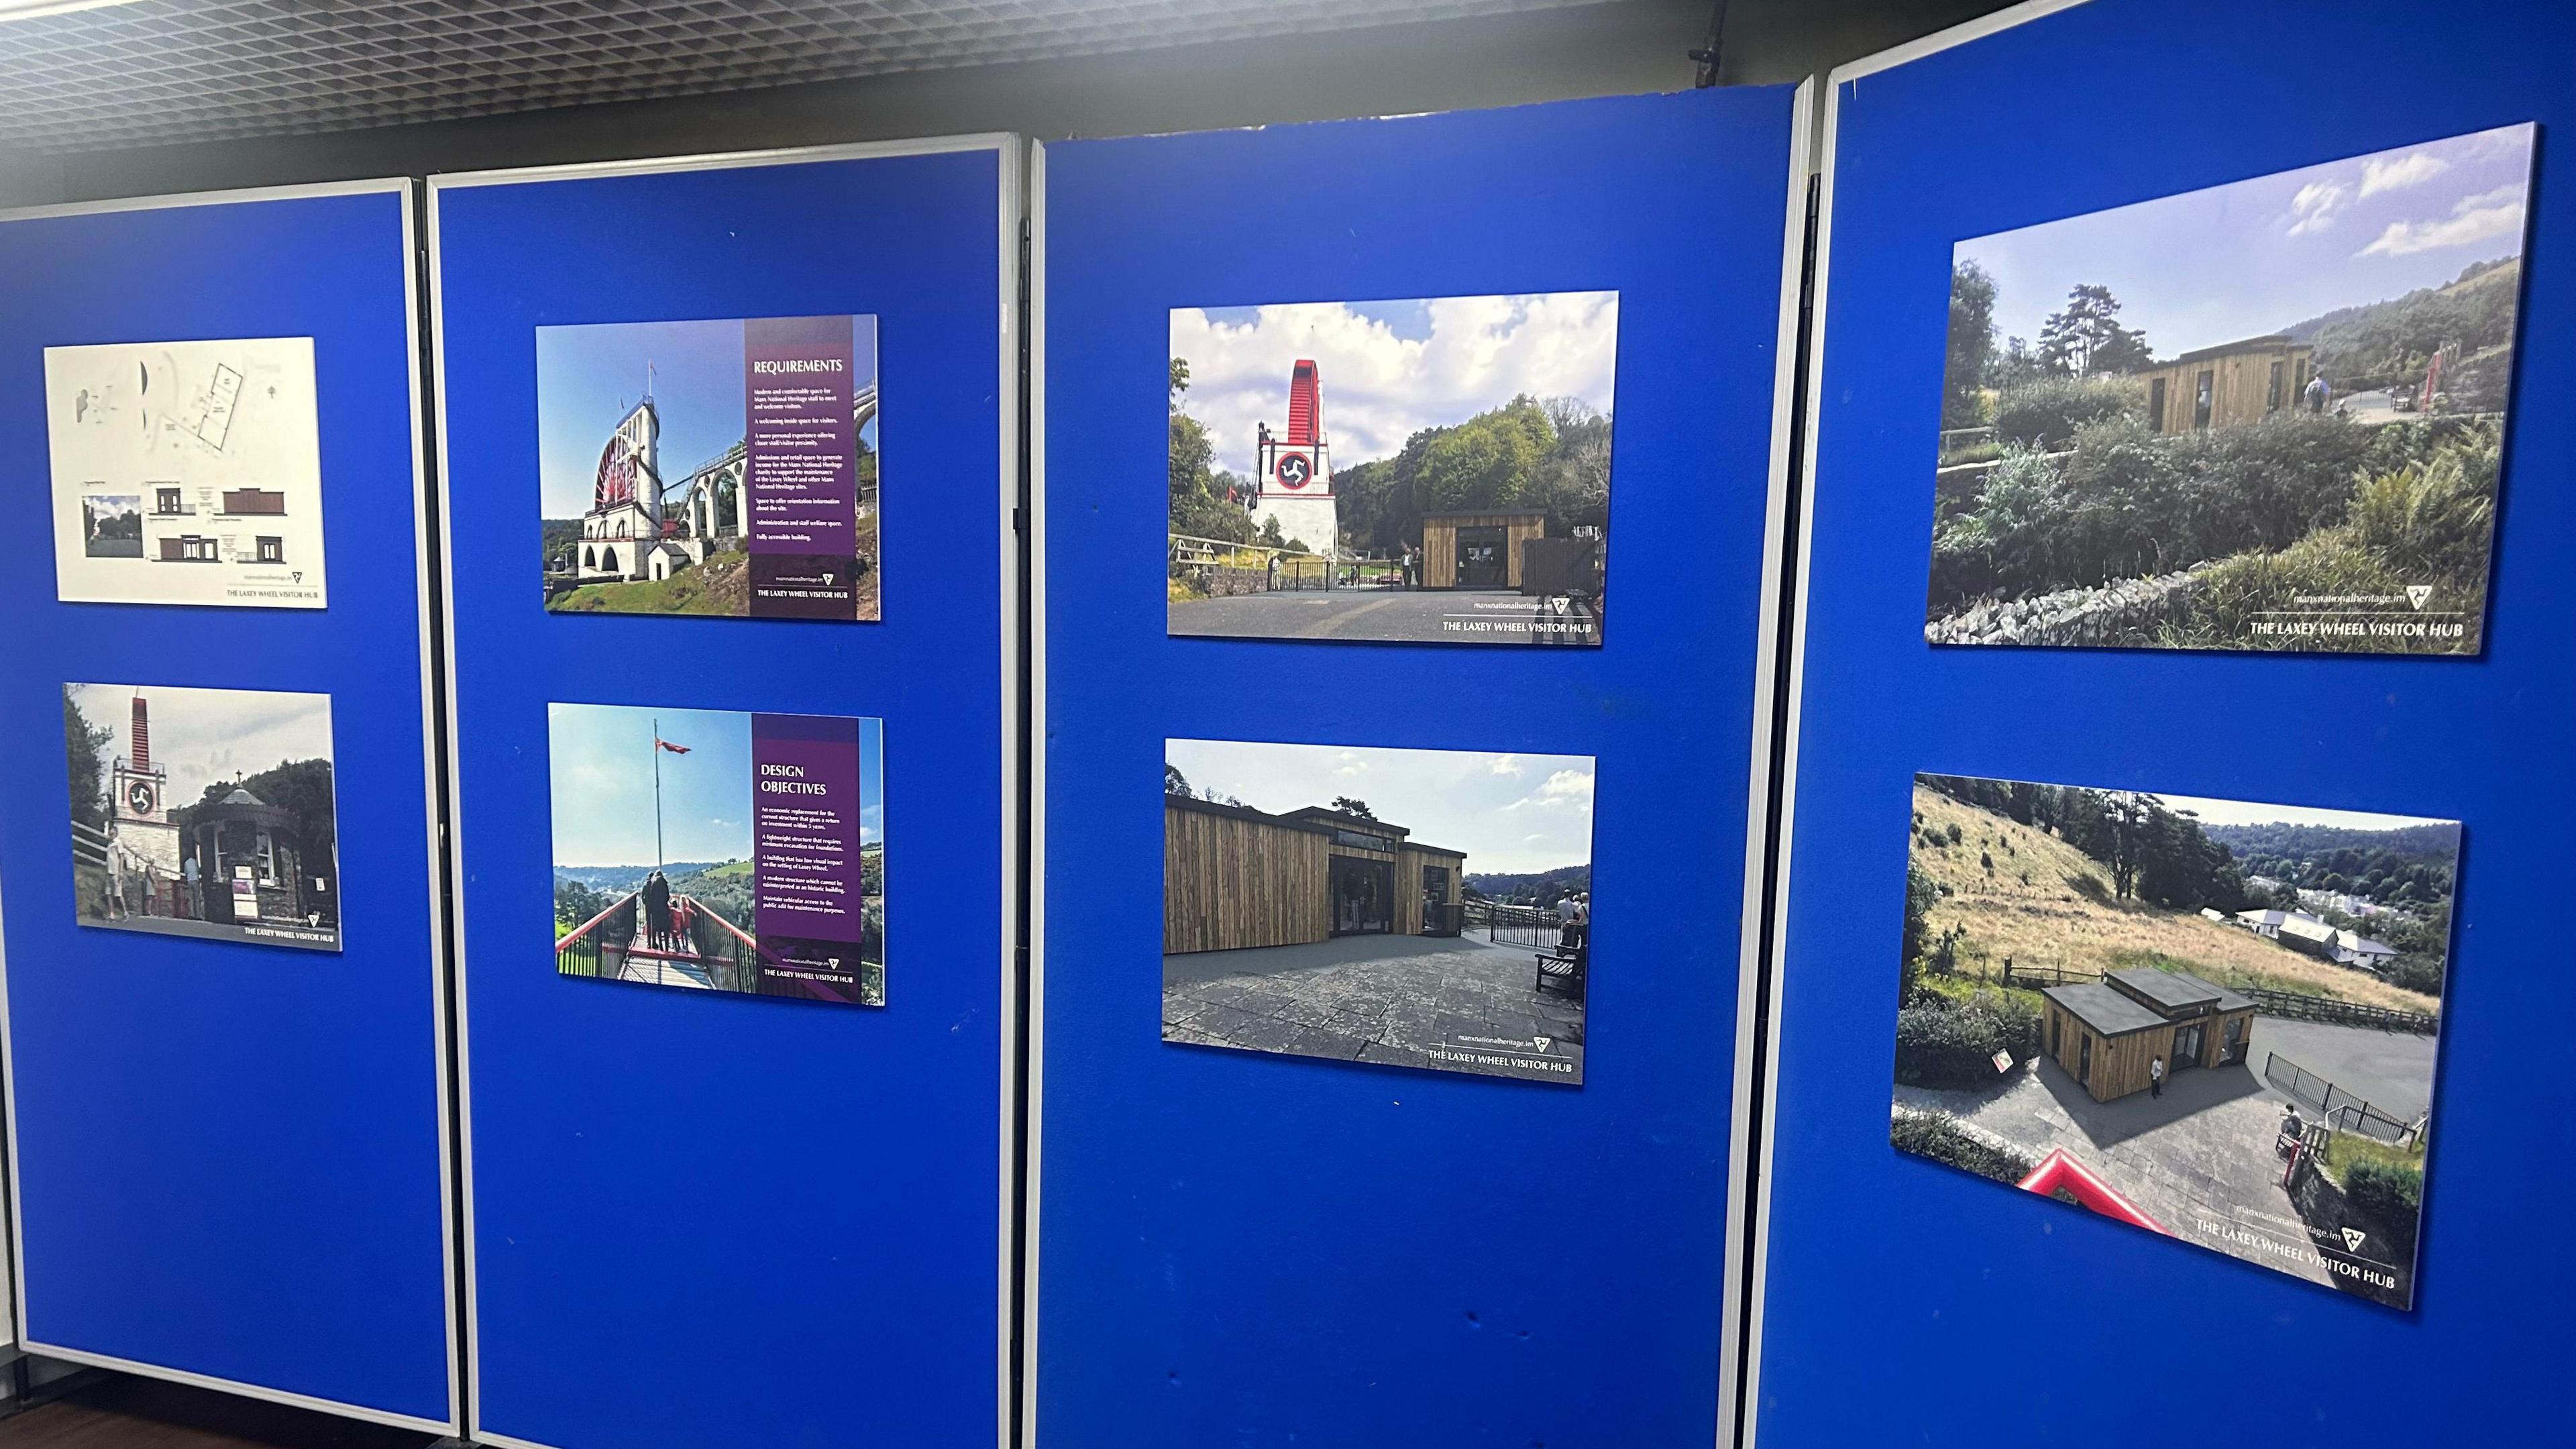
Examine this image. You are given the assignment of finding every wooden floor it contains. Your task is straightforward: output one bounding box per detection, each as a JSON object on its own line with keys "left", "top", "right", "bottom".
{"left": 0, "top": 1375, "right": 435, "bottom": 1449}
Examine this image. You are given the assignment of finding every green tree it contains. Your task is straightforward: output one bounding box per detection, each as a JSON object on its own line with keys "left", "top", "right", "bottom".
{"left": 1945, "top": 260, "right": 1998, "bottom": 427}
{"left": 1899, "top": 861, "right": 1940, "bottom": 1003}
{"left": 1169, "top": 356, "right": 1253, "bottom": 545}
{"left": 1164, "top": 763, "right": 1191, "bottom": 796}
{"left": 555, "top": 877, "right": 605, "bottom": 931}
{"left": 1407, "top": 396, "right": 1556, "bottom": 513}
{"left": 1330, "top": 796, "right": 1375, "bottom": 820}
{"left": 2037, "top": 284, "right": 2154, "bottom": 376}
{"left": 64, "top": 688, "right": 109, "bottom": 830}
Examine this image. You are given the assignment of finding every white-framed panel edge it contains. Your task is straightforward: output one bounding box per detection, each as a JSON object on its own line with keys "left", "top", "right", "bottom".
{"left": 1018, "top": 135, "right": 1049, "bottom": 1449}
{"left": 996, "top": 134, "right": 1029, "bottom": 1449}
{"left": 1828, "top": 0, "right": 2093, "bottom": 86}
{"left": 1737, "top": 5, "right": 2096, "bottom": 1446}
{"left": 0, "top": 173, "right": 462, "bottom": 1437}
{"left": 1717, "top": 74, "right": 1815, "bottom": 1449}
{"left": 425, "top": 133, "right": 1028, "bottom": 1449}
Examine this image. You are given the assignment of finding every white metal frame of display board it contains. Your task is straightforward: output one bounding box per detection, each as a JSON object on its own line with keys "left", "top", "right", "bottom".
{"left": 425, "top": 133, "right": 1026, "bottom": 1449}
{"left": 1737, "top": 4, "right": 2094, "bottom": 1445}
{"left": 1019, "top": 135, "right": 1048, "bottom": 1449}
{"left": 1719, "top": 74, "right": 1819, "bottom": 1449}
{"left": 0, "top": 175, "right": 465, "bottom": 1436}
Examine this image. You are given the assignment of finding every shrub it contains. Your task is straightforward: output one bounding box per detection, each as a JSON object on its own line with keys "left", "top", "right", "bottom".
{"left": 1992, "top": 375, "right": 2143, "bottom": 449}
{"left": 2167, "top": 411, "right": 2377, "bottom": 555}
{"left": 2350, "top": 430, "right": 2500, "bottom": 584}
{"left": 2168, "top": 526, "right": 2413, "bottom": 651}
{"left": 2343, "top": 1157, "right": 2424, "bottom": 1248}
{"left": 1890, "top": 1111, "right": 2033, "bottom": 1185}
{"left": 1892, "top": 990, "right": 2036, "bottom": 1088}
{"left": 1929, "top": 444, "right": 2066, "bottom": 607}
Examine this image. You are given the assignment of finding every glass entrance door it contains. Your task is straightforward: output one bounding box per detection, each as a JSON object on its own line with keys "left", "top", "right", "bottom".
{"left": 1329, "top": 855, "right": 1393, "bottom": 935}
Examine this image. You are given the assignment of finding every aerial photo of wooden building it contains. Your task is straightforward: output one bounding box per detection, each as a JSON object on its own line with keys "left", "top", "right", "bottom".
{"left": 2041, "top": 966, "right": 2257, "bottom": 1103}
{"left": 1164, "top": 794, "right": 1466, "bottom": 953}
{"left": 2134, "top": 334, "right": 2316, "bottom": 434}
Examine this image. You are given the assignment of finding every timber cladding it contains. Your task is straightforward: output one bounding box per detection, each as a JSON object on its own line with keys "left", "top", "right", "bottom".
{"left": 1164, "top": 795, "right": 1470, "bottom": 953}
{"left": 2133, "top": 335, "right": 2314, "bottom": 433}
{"left": 2042, "top": 967, "right": 2259, "bottom": 1103}
{"left": 1420, "top": 510, "right": 1547, "bottom": 589}
{"left": 1165, "top": 798, "right": 1330, "bottom": 953}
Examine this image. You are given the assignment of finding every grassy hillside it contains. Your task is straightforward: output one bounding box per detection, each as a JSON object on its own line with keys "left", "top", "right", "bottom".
{"left": 1910, "top": 785, "right": 2438, "bottom": 1016}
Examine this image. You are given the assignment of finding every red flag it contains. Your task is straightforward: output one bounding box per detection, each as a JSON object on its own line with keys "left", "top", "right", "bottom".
{"left": 656, "top": 737, "right": 691, "bottom": 755}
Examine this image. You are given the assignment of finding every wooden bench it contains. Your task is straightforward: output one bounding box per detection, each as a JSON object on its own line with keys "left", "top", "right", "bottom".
{"left": 1534, "top": 944, "right": 1587, "bottom": 1001}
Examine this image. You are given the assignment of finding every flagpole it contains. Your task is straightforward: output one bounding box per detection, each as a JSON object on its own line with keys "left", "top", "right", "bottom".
{"left": 653, "top": 716, "right": 664, "bottom": 871}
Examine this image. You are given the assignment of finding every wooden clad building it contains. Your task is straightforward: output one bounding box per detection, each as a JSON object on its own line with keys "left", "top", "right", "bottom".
{"left": 2133, "top": 335, "right": 2315, "bottom": 434}
{"left": 1420, "top": 509, "right": 1546, "bottom": 589}
{"left": 1165, "top": 795, "right": 1466, "bottom": 953}
{"left": 2041, "top": 967, "right": 2257, "bottom": 1103}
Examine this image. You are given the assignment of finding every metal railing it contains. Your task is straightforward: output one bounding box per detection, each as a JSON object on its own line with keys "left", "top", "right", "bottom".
{"left": 680, "top": 896, "right": 766, "bottom": 993}
{"left": 555, "top": 891, "right": 638, "bottom": 980}
{"left": 2263, "top": 1051, "right": 2420, "bottom": 1146}
{"left": 1479, "top": 902, "right": 1562, "bottom": 949}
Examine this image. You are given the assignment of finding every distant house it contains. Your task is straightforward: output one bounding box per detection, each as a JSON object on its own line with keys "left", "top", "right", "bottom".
{"left": 2259, "top": 910, "right": 2401, "bottom": 973}
{"left": 2198, "top": 908, "right": 2228, "bottom": 922}
{"left": 2041, "top": 967, "right": 2257, "bottom": 1104}
{"left": 2274, "top": 913, "right": 2342, "bottom": 958}
{"left": 2134, "top": 334, "right": 2316, "bottom": 433}
{"left": 2235, "top": 907, "right": 2300, "bottom": 937}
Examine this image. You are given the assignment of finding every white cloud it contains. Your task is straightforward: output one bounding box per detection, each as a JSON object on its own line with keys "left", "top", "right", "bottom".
{"left": 2358, "top": 183, "right": 2526, "bottom": 258}
{"left": 1510, "top": 767, "right": 1596, "bottom": 814}
{"left": 1489, "top": 753, "right": 1525, "bottom": 777}
{"left": 2360, "top": 151, "right": 2449, "bottom": 197}
{"left": 2286, "top": 179, "right": 2349, "bottom": 235}
{"left": 1171, "top": 292, "right": 1619, "bottom": 476}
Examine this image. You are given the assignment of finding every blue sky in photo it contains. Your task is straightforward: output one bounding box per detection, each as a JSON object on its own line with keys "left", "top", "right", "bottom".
{"left": 549, "top": 704, "right": 883, "bottom": 868}
{"left": 70, "top": 683, "right": 333, "bottom": 807}
{"left": 1173, "top": 292, "right": 1617, "bottom": 477}
{"left": 1964, "top": 124, "right": 2534, "bottom": 362}
{"left": 550, "top": 702, "right": 753, "bottom": 867}
{"left": 1200, "top": 298, "right": 1436, "bottom": 341}
{"left": 1167, "top": 738, "right": 1594, "bottom": 875}
{"left": 536, "top": 315, "right": 881, "bottom": 519}
{"left": 2150, "top": 791, "right": 2451, "bottom": 836}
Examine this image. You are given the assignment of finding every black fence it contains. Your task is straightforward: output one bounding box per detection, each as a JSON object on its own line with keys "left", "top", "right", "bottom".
{"left": 1473, "top": 901, "right": 1562, "bottom": 949}
{"left": 555, "top": 893, "right": 637, "bottom": 980}
{"left": 2263, "top": 1051, "right": 2420, "bottom": 1146}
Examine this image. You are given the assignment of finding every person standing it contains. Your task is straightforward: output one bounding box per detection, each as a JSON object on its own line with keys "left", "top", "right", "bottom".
{"left": 1572, "top": 892, "right": 1591, "bottom": 951}
{"left": 642, "top": 869, "right": 673, "bottom": 951}
{"left": 1554, "top": 890, "right": 1577, "bottom": 948}
{"left": 2304, "top": 371, "right": 2330, "bottom": 415}
{"left": 2149, "top": 1054, "right": 2165, "bottom": 1099}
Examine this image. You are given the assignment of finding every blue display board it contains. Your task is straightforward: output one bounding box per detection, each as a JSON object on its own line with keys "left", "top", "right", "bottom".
{"left": 1756, "top": 0, "right": 2573, "bottom": 1442}
{"left": 431, "top": 140, "right": 1019, "bottom": 1449}
{"left": 0, "top": 183, "right": 457, "bottom": 1430}
{"left": 1034, "top": 89, "right": 1805, "bottom": 1446}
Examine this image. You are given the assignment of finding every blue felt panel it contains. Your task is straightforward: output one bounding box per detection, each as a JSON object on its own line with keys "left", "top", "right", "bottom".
{"left": 1761, "top": 1, "right": 2573, "bottom": 1442}
{"left": 1038, "top": 89, "right": 1797, "bottom": 1448}
{"left": 433, "top": 146, "right": 1008, "bottom": 1449}
{"left": 0, "top": 186, "right": 453, "bottom": 1425}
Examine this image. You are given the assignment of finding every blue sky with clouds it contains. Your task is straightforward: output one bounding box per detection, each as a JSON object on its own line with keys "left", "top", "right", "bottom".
{"left": 1964, "top": 124, "right": 2534, "bottom": 360}
{"left": 549, "top": 703, "right": 883, "bottom": 868}
{"left": 71, "top": 683, "right": 333, "bottom": 806}
{"left": 1167, "top": 739, "right": 1593, "bottom": 875}
{"left": 1173, "top": 292, "right": 1617, "bottom": 478}
{"left": 536, "top": 316, "right": 880, "bottom": 519}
